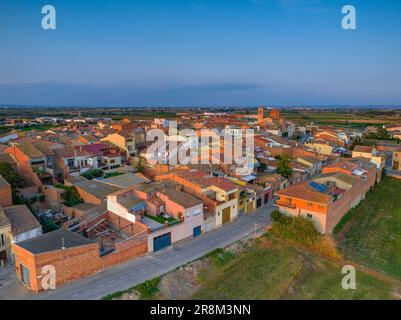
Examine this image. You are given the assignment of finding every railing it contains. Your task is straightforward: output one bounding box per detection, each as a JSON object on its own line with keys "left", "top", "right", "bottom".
{"left": 274, "top": 200, "right": 296, "bottom": 209}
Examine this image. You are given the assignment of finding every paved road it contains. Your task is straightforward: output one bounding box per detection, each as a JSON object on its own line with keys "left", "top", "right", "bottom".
{"left": 2, "top": 203, "right": 274, "bottom": 300}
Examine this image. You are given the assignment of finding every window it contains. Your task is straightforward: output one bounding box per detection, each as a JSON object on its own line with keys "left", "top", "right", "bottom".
{"left": 31, "top": 160, "right": 45, "bottom": 165}
{"left": 228, "top": 193, "right": 236, "bottom": 201}
{"left": 307, "top": 214, "right": 313, "bottom": 219}
{"left": 0, "top": 234, "right": 5, "bottom": 246}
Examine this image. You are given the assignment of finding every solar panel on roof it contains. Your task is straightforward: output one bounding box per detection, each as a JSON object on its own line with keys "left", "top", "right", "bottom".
{"left": 309, "top": 182, "right": 329, "bottom": 193}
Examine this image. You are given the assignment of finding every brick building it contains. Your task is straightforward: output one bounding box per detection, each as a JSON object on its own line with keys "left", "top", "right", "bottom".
{"left": 0, "top": 176, "right": 13, "bottom": 208}
{"left": 275, "top": 158, "right": 377, "bottom": 234}
{"left": 13, "top": 218, "right": 148, "bottom": 292}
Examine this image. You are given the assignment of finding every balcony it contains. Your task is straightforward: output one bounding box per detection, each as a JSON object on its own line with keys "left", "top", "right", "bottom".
{"left": 275, "top": 200, "right": 296, "bottom": 209}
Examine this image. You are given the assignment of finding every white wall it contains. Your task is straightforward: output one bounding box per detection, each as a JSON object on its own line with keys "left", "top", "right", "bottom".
{"left": 13, "top": 227, "right": 42, "bottom": 244}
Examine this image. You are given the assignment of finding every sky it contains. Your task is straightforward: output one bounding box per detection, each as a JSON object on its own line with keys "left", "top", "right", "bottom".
{"left": 1, "top": 0, "right": 401, "bottom": 107}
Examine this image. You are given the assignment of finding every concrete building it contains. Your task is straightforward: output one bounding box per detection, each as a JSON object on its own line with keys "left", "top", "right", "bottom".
{"left": 392, "top": 151, "right": 401, "bottom": 171}
{"left": 0, "top": 210, "right": 12, "bottom": 264}
{"left": 101, "top": 132, "right": 136, "bottom": 156}
{"left": 107, "top": 182, "right": 204, "bottom": 252}
{"left": 352, "top": 145, "right": 385, "bottom": 171}
{"left": 155, "top": 169, "right": 239, "bottom": 231}
{"left": 1, "top": 205, "right": 42, "bottom": 244}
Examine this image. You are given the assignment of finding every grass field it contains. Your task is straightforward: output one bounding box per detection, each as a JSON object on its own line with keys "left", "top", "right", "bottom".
{"left": 335, "top": 177, "right": 401, "bottom": 279}
{"left": 107, "top": 236, "right": 401, "bottom": 300}
{"left": 280, "top": 111, "right": 401, "bottom": 127}
{"left": 191, "top": 238, "right": 399, "bottom": 300}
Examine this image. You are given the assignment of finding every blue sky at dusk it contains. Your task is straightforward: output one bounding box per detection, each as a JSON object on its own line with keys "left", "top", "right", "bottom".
{"left": 1, "top": 0, "right": 401, "bottom": 107}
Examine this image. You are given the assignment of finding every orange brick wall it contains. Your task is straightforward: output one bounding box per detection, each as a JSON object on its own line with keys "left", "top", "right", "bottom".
{"left": 0, "top": 185, "right": 12, "bottom": 207}
{"left": 75, "top": 186, "right": 102, "bottom": 205}
{"left": 5, "top": 145, "right": 43, "bottom": 187}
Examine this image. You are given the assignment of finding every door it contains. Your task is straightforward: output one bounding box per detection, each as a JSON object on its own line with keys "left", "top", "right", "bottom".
{"left": 264, "top": 193, "right": 269, "bottom": 204}
{"left": 153, "top": 232, "right": 171, "bottom": 252}
{"left": 393, "top": 161, "right": 400, "bottom": 170}
{"left": 193, "top": 226, "right": 201, "bottom": 238}
{"left": 256, "top": 198, "right": 262, "bottom": 208}
{"left": 222, "top": 207, "right": 231, "bottom": 224}
{"left": 20, "top": 264, "right": 30, "bottom": 285}
{"left": 0, "top": 250, "right": 7, "bottom": 263}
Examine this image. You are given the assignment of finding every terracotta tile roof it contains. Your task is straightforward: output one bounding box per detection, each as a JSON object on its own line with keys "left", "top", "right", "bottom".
{"left": 0, "top": 209, "right": 11, "bottom": 228}
{"left": 15, "top": 143, "right": 44, "bottom": 158}
{"left": 54, "top": 146, "right": 91, "bottom": 158}
{"left": 2, "top": 205, "right": 41, "bottom": 235}
{"left": 353, "top": 145, "right": 373, "bottom": 153}
{"left": 82, "top": 143, "right": 108, "bottom": 155}
{"left": 32, "top": 141, "right": 55, "bottom": 157}
{"left": 80, "top": 134, "right": 97, "bottom": 142}
{"left": 0, "top": 175, "right": 11, "bottom": 188}
{"left": 159, "top": 187, "right": 203, "bottom": 209}
{"left": 174, "top": 169, "right": 237, "bottom": 192}
{"left": 299, "top": 156, "right": 321, "bottom": 165}
{"left": 276, "top": 181, "right": 333, "bottom": 204}
{"left": 317, "top": 172, "right": 359, "bottom": 186}
{"left": 324, "top": 161, "right": 359, "bottom": 172}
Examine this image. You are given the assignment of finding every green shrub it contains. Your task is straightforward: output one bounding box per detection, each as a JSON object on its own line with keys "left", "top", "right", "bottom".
{"left": 40, "top": 217, "right": 59, "bottom": 233}
{"left": 270, "top": 215, "right": 340, "bottom": 258}
{"left": 134, "top": 277, "right": 160, "bottom": 300}
{"left": 82, "top": 171, "right": 93, "bottom": 180}
{"left": 91, "top": 168, "right": 104, "bottom": 178}
{"left": 82, "top": 168, "right": 104, "bottom": 180}
{"left": 271, "top": 210, "right": 282, "bottom": 222}
{"left": 54, "top": 183, "right": 67, "bottom": 190}
{"left": 60, "top": 186, "right": 83, "bottom": 207}
{"left": 205, "top": 248, "right": 236, "bottom": 267}
{"left": 103, "top": 172, "right": 123, "bottom": 179}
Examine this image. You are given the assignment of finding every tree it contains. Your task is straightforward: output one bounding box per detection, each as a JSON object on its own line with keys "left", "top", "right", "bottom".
{"left": 376, "top": 127, "right": 391, "bottom": 140}
{"left": 276, "top": 154, "right": 292, "bottom": 179}
{"left": 0, "top": 162, "right": 22, "bottom": 188}
{"left": 257, "top": 161, "right": 267, "bottom": 172}
{"left": 350, "top": 136, "right": 362, "bottom": 150}
{"left": 61, "top": 186, "right": 83, "bottom": 207}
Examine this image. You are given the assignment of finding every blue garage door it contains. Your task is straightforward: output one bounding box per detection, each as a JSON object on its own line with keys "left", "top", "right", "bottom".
{"left": 153, "top": 232, "right": 171, "bottom": 252}
{"left": 193, "top": 226, "right": 201, "bottom": 238}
